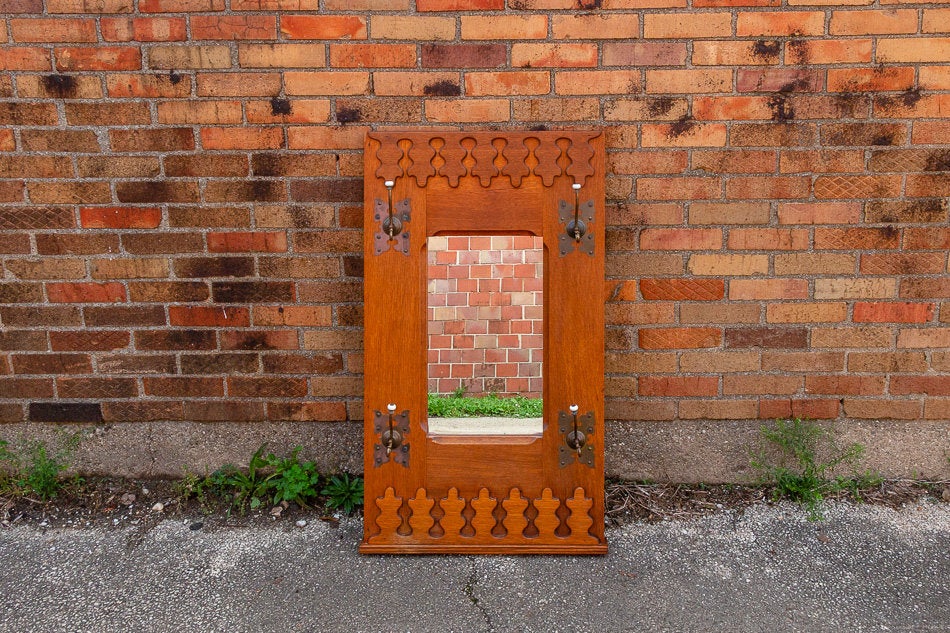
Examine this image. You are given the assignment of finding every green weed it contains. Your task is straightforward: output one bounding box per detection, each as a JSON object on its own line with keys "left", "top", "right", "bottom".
{"left": 211, "top": 444, "right": 321, "bottom": 512}
{"left": 322, "top": 473, "right": 364, "bottom": 515}
{"left": 751, "top": 418, "right": 877, "bottom": 520}
{"left": 0, "top": 433, "right": 81, "bottom": 501}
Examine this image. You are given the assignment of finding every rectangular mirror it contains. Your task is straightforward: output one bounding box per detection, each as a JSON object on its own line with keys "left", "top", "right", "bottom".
{"left": 426, "top": 234, "right": 543, "bottom": 436}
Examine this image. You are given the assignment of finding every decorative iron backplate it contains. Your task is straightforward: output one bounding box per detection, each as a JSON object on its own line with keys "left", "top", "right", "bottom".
{"left": 373, "top": 409, "right": 410, "bottom": 467}
{"left": 558, "top": 410, "right": 595, "bottom": 468}
{"left": 373, "top": 198, "right": 411, "bottom": 256}
{"left": 557, "top": 199, "right": 595, "bottom": 257}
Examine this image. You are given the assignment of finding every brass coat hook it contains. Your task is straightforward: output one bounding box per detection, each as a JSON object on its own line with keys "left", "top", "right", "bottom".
{"left": 558, "top": 182, "right": 595, "bottom": 256}
{"left": 374, "top": 179, "right": 411, "bottom": 256}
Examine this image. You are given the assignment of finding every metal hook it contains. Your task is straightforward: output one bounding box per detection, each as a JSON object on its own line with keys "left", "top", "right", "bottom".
{"left": 382, "top": 180, "right": 402, "bottom": 238}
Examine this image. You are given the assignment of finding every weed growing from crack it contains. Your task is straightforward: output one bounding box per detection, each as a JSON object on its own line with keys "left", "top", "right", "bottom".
{"left": 0, "top": 433, "right": 82, "bottom": 501}
{"left": 751, "top": 418, "right": 880, "bottom": 520}
{"left": 321, "top": 473, "right": 364, "bottom": 515}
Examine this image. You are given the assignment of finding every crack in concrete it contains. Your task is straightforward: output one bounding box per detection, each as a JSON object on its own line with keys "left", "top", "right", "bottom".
{"left": 464, "top": 560, "right": 494, "bottom": 632}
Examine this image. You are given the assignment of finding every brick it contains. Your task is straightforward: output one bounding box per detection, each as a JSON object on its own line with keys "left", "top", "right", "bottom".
{"left": 158, "top": 101, "right": 242, "bottom": 125}
{"left": 780, "top": 150, "right": 865, "bottom": 174}
{"left": 637, "top": 176, "right": 721, "bottom": 200}
{"left": 815, "top": 228, "right": 900, "bottom": 251}
{"left": 79, "top": 207, "right": 161, "bottom": 229}
{"left": 886, "top": 39, "right": 950, "bottom": 64}
{"left": 736, "top": 68, "right": 823, "bottom": 93}
{"left": 239, "top": 43, "right": 326, "bottom": 68}
{"left": 606, "top": 254, "right": 684, "bottom": 277}
{"left": 65, "top": 102, "right": 151, "bottom": 126}
{"left": 101, "top": 17, "right": 186, "bottom": 41}
{"left": 727, "top": 176, "right": 810, "bottom": 200}
{"left": 197, "top": 72, "right": 281, "bottom": 97}
{"left": 844, "top": 399, "right": 921, "bottom": 420}
{"left": 688, "top": 254, "right": 768, "bottom": 276}
{"left": 22, "top": 129, "right": 100, "bottom": 153}
{"left": 811, "top": 326, "right": 891, "bottom": 348}
{"left": 605, "top": 302, "right": 676, "bottom": 325}
{"left": 371, "top": 16, "right": 455, "bottom": 41}
{"left": 0, "top": 331, "right": 47, "bottom": 351}
{"left": 913, "top": 122, "right": 950, "bottom": 145}
{"left": 693, "top": 40, "right": 779, "bottom": 66}
{"left": 0, "top": 306, "right": 81, "bottom": 326}
{"left": 552, "top": 14, "right": 638, "bottom": 39}
{"left": 191, "top": 15, "right": 276, "bottom": 40}
{"left": 212, "top": 281, "right": 294, "bottom": 303}
{"left": 78, "top": 156, "right": 159, "bottom": 179}
{"left": 898, "top": 328, "right": 950, "bottom": 349}
{"left": 106, "top": 73, "right": 190, "bottom": 98}
{"left": 725, "top": 327, "right": 808, "bottom": 349}
{"left": 731, "top": 123, "right": 818, "bottom": 148}
{"left": 595, "top": 43, "right": 681, "bottom": 71}
{"left": 646, "top": 69, "right": 731, "bottom": 94}
{"left": 848, "top": 352, "right": 926, "bottom": 373}
{"left": 854, "top": 302, "right": 935, "bottom": 323}
{"left": 135, "top": 330, "right": 216, "bottom": 351}
{"left": 729, "top": 228, "right": 808, "bottom": 250}
{"left": 0, "top": 0, "right": 43, "bottom": 11}
{"left": 778, "top": 202, "right": 861, "bottom": 225}
{"left": 230, "top": 0, "right": 316, "bottom": 7}
{"left": 148, "top": 45, "right": 230, "bottom": 69}
{"left": 179, "top": 353, "right": 258, "bottom": 375}
{"left": 806, "top": 375, "right": 885, "bottom": 395}
{"left": 204, "top": 180, "right": 286, "bottom": 203}
{"left": 904, "top": 228, "right": 950, "bottom": 251}
{"left": 830, "top": 9, "right": 917, "bottom": 35}
{"left": 47, "top": 282, "right": 126, "bottom": 303}
{"left": 12, "top": 353, "right": 91, "bottom": 375}
{"left": 609, "top": 150, "right": 689, "bottom": 175}
{"left": 680, "top": 399, "right": 757, "bottom": 420}
{"left": 907, "top": 175, "right": 950, "bottom": 198}
{"left": 116, "top": 182, "right": 201, "bottom": 204}
{"left": 268, "top": 402, "right": 346, "bottom": 422}
{"left": 642, "top": 123, "right": 727, "bottom": 148}
{"left": 5, "top": 258, "right": 86, "bottom": 280}
{"left": 512, "top": 43, "right": 598, "bottom": 68}
{"left": 169, "top": 306, "right": 250, "bottom": 327}
{"left": 694, "top": 97, "right": 774, "bottom": 121}
{"left": 129, "top": 281, "right": 208, "bottom": 302}
{"left": 200, "top": 127, "right": 283, "bottom": 151}
{"left": 814, "top": 278, "right": 896, "bottom": 300}
{"left": 465, "top": 71, "right": 549, "bottom": 96}
{"left": 329, "top": 43, "right": 414, "bottom": 69}
{"left": 462, "top": 15, "right": 547, "bottom": 40}
{"left": 737, "top": 11, "right": 824, "bottom": 36}
{"left": 11, "top": 18, "right": 97, "bottom": 42}
{"left": 640, "top": 228, "right": 721, "bottom": 251}
{"left": 184, "top": 401, "right": 265, "bottom": 421}
{"left": 165, "top": 154, "right": 248, "bottom": 177}
{"left": 249, "top": 99, "right": 332, "bottom": 124}
{"left": 426, "top": 99, "right": 509, "bottom": 123}
{"left": 775, "top": 253, "right": 856, "bottom": 275}
{"left": 0, "top": 48, "right": 52, "bottom": 71}
{"left": 221, "top": 330, "right": 298, "bottom": 350}
{"left": 29, "top": 403, "right": 101, "bottom": 423}
{"left": 0, "top": 102, "right": 58, "bottom": 126}
{"left": 923, "top": 8, "right": 950, "bottom": 33}
{"left": 418, "top": 0, "right": 502, "bottom": 8}
{"left": 640, "top": 376, "right": 719, "bottom": 397}
{"left": 145, "top": 377, "right": 224, "bottom": 397}
{"left": 28, "top": 182, "right": 112, "bottom": 205}
{"left": 639, "top": 279, "right": 724, "bottom": 301}
{"left": 513, "top": 97, "right": 599, "bottom": 122}
{"left": 556, "top": 70, "right": 640, "bottom": 95}
{"left": 55, "top": 46, "right": 140, "bottom": 70}
{"left": 724, "top": 375, "right": 801, "bottom": 396}
{"left": 759, "top": 399, "right": 839, "bottom": 421}
{"left": 639, "top": 327, "right": 720, "bottom": 349}
{"left": 287, "top": 125, "right": 368, "bottom": 149}
{"left": 281, "top": 15, "right": 366, "bottom": 40}
{"left": 788, "top": 39, "right": 872, "bottom": 64}
{"left": 92, "top": 258, "right": 168, "bottom": 279}
{"left": 861, "top": 253, "right": 945, "bottom": 275}
{"left": 207, "top": 232, "right": 287, "bottom": 253}
{"left": 827, "top": 67, "right": 914, "bottom": 92}
{"left": 111, "top": 128, "right": 194, "bottom": 152}
{"left": 644, "top": 13, "right": 731, "bottom": 38}
{"left": 689, "top": 202, "right": 769, "bottom": 225}
{"left": 58, "top": 377, "right": 138, "bottom": 399}
{"left": 680, "top": 351, "right": 759, "bottom": 373}
{"left": 254, "top": 306, "right": 333, "bottom": 327}
{"left": 140, "top": 0, "right": 224, "bottom": 10}
{"left": 285, "top": 71, "right": 369, "bottom": 96}
{"left": 0, "top": 379, "right": 53, "bottom": 399}
{"left": 422, "top": 43, "right": 506, "bottom": 68}
{"left": 729, "top": 279, "right": 808, "bottom": 300}
{"left": 762, "top": 351, "right": 844, "bottom": 372}
{"left": 822, "top": 122, "right": 907, "bottom": 147}
{"left": 48, "top": 0, "right": 132, "bottom": 11}
{"left": 767, "top": 302, "right": 847, "bottom": 323}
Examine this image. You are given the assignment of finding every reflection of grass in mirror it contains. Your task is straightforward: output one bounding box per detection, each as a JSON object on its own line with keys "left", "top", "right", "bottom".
{"left": 428, "top": 393, "right": 543, "bottom": 418}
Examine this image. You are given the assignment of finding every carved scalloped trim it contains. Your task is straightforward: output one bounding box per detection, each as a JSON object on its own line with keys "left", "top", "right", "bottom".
{"left": 368, "top": 132, "right": 600, "bottom": 189}
{"left": 367, "top": 485, "right": 599, "bottom": 545}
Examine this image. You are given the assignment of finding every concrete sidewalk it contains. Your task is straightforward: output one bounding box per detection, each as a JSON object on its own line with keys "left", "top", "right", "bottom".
{"left": 1, "top": 501, "right": 947, "bottom": 633}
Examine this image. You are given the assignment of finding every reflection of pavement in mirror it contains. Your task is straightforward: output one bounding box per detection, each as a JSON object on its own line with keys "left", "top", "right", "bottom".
{"left": 427, "top": 417, "right": 543, "bottom": 436}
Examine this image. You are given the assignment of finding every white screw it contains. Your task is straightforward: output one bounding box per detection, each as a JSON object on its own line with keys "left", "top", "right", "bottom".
{"left": 387, "top": 403, "right": 397, "bottom": 413}
{"left": 572, "top": 183, "right": 581, "bottom": 190}
{"left": 569, "top": 404, "right": 579, "bottom": 413}
{"left": 384, "top": 180, "right": 394, "bottom": 189}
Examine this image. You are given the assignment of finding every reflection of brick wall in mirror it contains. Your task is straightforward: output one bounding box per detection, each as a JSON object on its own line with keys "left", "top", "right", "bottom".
{"left": 427, "top": 235, "right": 543, "bottom": 397}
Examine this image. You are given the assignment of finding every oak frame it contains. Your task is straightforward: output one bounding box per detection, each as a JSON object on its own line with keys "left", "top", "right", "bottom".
{"left": 361, "top": 130, "right": 606, "bottom": 555}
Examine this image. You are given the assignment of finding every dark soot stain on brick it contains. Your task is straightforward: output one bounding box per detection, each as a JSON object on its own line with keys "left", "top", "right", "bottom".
{"left": 168, "top": 71, "right": 182, "bottom": 85}
{"left": 336, "top": 107, "right": 362, "bottom": 124}
{"left": 29, "top": 402, "right": 103, "bottom": 423}
{"left": 901, "top": 88, "right": 922, "bottom": 107}
{"left": 270, "top": 97, "right": 292, "bottom": 116}
{"left": 42, "top": 74, "right": 77, "bottom": 98}
{"left": 667, "top": 115, "right": 695, "bottom": 138}
{"left": 872, "top": 134, "right": 895, "bottom": 146}
{"left": 423, "top": 80, "right": 461, "bottom": 97}
{"left": 767, "top": 95, "right": 795, "bottom": 122}
{"left": 529, "top": 125, "right": 549, "bottom": 132}
{"left": 752, "top": 40, "right": 781, "bottom": 59}
{"left": 648, "top": 97, "right": 675, "bottom": 117}
{"left": 575, "top": 0, "right": 602, "bottom": 8}
{"left": 925, "top": 149, "right": 950, "bottom": 172}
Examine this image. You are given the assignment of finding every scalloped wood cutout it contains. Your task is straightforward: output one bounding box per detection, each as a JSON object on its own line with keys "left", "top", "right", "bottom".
{"left": 502, "top": 488, "right": 530, "bottom": 538}
{"left": 470, "top": 488, "right": 498, "bottom": 538}
{"left": 362, "top": 130, "right": 605, "bottom": 555}
{"left": 533, "top": 489, "right": 561, "bottom": 540}
{"left": 375, "top": 142, "right": 404, "bottom": 183}
{"left": 470, "top": 138, "right": 499, "bottom": 187}
{"left": 407, "top": 140, "right": 437, "bottom": 188}
{"left": 565, "top": 487, "right": 597, "bottom": 542}
{"left": 438, "top": 488, "right": 467, "bottom": 539}
{"left": 408, "top": 488, "right": 435, "bottom": 536}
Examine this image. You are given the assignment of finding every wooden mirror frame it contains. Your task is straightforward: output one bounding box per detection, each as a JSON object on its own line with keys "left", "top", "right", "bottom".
{"left": 361, "top": 130, "right": 606, "bottom": 554}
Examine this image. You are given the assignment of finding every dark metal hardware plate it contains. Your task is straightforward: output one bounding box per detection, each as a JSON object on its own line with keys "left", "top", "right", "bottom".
{"left": 557, "top": 199, "right": 595, "bottom": 256}
{"left": 373, "top": 409, "right": 410, "bottom": 467}
{"left": 373, "top": 198, "right": 411, "bottom": 256}
{"left": 558, "top": 410, "right": 595, "bottom": 468}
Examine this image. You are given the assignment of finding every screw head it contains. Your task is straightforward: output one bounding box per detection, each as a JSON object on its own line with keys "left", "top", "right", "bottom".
{"left": 387, "top": 403, "right": 397, "bottom": 413}
{"left": 569, "top": 404, "right": 579, "bottom": 413}
{"left": 384, "top": 180, "right": 394, "bottom": 188}
{"left": 572, "top": 183, "right": 582, "bottom": 190}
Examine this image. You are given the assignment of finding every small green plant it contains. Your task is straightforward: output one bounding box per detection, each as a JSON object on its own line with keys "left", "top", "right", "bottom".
{"left": 428, "top": 393, "right": 543, "bottom": 418}
{"left": 0, "top": 434, "right": 80, "bottom": 501}
{"left": 751, "top": 418, "right": 876, "bottom": 521}
{"left": 211, "top": 444, "right": 321, "bottom": 512}
{"left": 322, "top": 473, "right": 364, "bottom": 515}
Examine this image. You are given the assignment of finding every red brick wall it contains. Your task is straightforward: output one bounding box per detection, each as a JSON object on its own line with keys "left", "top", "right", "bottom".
{"left": 0, "top": 2, "right": 947, "bottom": 455}
{"left": 427, "top": 235, "right": 543, "bottom": 398}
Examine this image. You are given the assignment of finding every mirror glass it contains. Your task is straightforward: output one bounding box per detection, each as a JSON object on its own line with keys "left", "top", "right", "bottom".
{"left": 426, "top": 235, "right": 543, "bottom": 435}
